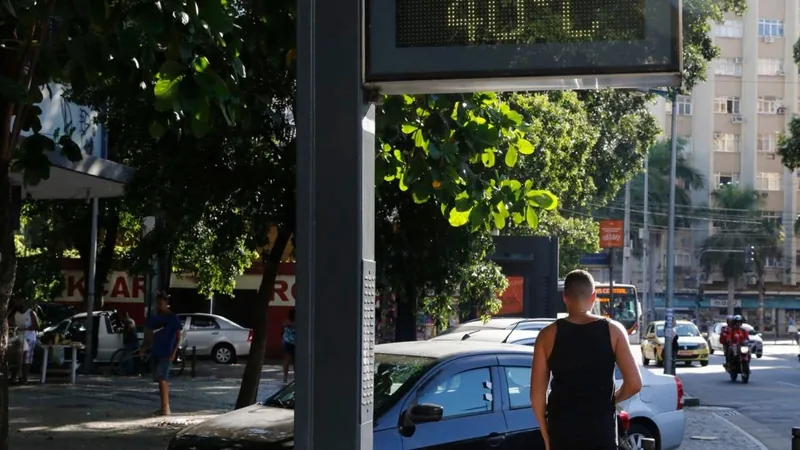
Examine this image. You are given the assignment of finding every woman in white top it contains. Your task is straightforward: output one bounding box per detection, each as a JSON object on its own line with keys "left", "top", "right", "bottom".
{"left": 12, "top": 298, "right": 39, "bottom": 383}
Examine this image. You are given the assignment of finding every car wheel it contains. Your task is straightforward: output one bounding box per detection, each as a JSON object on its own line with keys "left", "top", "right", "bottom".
{"left": 700, "top": 360, "right": 709, "bottom": 367}
{"left": 655, "top": 355, "right": 663, "bottom": 367}
{"left": 709, "top": 348, "right": 714, "bottom": 355}
{"left": 756, "top": 353, "right": 762, "bottom": 359}
{"left": 641, "top": 352, "right": 649, "bottom": 366}
{"left": 627, "top": 423, "right": 657, "bottom": 450}
{"left": 213, "top": 343, "right": 236, "bottom": 364}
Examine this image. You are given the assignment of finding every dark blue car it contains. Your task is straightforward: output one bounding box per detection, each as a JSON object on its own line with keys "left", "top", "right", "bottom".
{"left": 168, "top": 341, "right": 546, "bottom": 449}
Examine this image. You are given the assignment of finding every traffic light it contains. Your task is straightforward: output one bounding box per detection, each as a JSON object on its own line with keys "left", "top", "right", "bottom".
{"left": 744, "top": 245, "right": 755, "bottom": 270}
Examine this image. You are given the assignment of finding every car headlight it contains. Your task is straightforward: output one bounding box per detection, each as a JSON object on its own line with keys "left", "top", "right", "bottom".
{"left": 740, "top": 346, "right": 749, "bottom": 353}
{"left": 698, "top": 342, "right": 707, "bottom": 349}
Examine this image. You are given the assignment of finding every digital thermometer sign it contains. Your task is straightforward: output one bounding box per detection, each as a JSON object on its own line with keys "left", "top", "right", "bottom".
{"left": 366, "top": 0, "right": 682, "bottom": 94}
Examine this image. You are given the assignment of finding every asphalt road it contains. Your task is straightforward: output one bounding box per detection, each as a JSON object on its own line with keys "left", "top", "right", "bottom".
{"left": 633, "top": 342, "right": 799, "bottom": 448}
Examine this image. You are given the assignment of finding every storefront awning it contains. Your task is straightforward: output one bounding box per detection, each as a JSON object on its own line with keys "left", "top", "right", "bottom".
{"left": 9, "top": 151, "right": 133, "bottom": 199}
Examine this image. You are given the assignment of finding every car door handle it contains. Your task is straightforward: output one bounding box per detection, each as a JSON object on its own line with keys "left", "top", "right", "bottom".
{"left": 486, "top": 433, "right": 505, "bottom": 447}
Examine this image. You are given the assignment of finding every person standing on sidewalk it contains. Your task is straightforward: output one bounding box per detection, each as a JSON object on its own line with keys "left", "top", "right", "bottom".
{"left": 140, "top": 293, "right": 182, "bottom": 416}
{"left": 11, "top": 297, "right": 39, "bottom": 384}
{"left": 282, "top": 307, "right": 296, "bottom": 383}
{"left": 531, "top": 270, "right": 642, "bottom": 450}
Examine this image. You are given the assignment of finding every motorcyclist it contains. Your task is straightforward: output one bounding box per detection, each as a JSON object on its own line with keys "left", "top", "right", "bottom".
{"left": 725, "top": 315, "right": 749, "bottom": 369}
{"left": 719, "top": 315, "right": 734, "bottom": 368}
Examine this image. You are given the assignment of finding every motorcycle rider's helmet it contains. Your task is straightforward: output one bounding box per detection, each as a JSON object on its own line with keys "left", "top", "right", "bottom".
{"left": 733, "top": 315, "right": 744, "bottom": 326}
{"left": 726, "top": 315, "right": 734, "bottom": 326}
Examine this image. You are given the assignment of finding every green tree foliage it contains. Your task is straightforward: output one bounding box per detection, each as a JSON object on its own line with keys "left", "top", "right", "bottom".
{"left": 699, "top": 185, "right": 782, "bottom": 316}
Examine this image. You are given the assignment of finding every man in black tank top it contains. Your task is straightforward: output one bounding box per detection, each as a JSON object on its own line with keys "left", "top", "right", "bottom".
{"left": 530, "top": 270, "right": 643, "bottom": 450}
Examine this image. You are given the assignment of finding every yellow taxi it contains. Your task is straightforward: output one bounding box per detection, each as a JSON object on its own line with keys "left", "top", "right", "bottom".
{"left": 641, "top": 320, "right": 709, "bottom": 367}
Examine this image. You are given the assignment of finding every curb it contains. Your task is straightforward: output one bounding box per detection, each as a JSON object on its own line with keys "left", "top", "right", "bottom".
{"left": 683, "top": 394, "right": 701, "bottom": 407}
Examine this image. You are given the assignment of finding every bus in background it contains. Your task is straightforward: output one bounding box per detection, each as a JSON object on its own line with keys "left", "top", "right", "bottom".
{"left": 558, "top": 281, "right": 642, "bottom": 343}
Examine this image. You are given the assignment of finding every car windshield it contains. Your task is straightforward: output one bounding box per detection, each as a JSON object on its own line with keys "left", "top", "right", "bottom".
{"left": 262, "top": 353, "right": 437, "bottom": 417}
{"left": 656, "top": 323, "right": 700, "bottom": 337}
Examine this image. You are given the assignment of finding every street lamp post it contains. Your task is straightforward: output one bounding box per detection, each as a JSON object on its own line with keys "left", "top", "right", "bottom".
{"left": 663, "top": 89, "right": 679, "bottom": 375}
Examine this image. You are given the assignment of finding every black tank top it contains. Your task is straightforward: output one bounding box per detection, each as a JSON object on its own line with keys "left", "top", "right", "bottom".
{"left": 546, "top": 318, "right": 617, "bottom": 447}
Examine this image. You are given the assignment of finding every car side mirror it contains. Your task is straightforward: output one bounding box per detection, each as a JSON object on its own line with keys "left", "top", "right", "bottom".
{"left": 701, "top": 333, "right": 708, "bottom": 339}
{"left": 404, "top": 403, "right": 443, "bottom": 425}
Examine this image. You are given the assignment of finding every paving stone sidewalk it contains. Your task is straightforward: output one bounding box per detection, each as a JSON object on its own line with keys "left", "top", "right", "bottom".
{"left": 678, "top": 407, "right": 768, "bottom": 450}
{"left": 9, "top": 374, "right": 288, "bottom": 450}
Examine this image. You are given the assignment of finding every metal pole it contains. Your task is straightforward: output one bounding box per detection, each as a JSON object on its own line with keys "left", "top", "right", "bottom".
{"left": 623, "top": 182, "right": 631, "bottom": 284}
{"left": 642, "top": 153, "right": 650, "bottom": 325}
{"left": 295, "top": 0, "right": 375, "bottom": 445}
{"left": 623, "top": 182, "right": 631, "bottom": 285}
{"left": 664, "top": 90, "right": 679, "bottom": 375}
{"left": 83, "top": 196, "right": 99, "bottom": 373}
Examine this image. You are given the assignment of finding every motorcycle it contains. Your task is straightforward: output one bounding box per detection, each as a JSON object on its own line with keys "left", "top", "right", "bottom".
{"left": 727, "top": 339, "right": 752, "bottom": 383}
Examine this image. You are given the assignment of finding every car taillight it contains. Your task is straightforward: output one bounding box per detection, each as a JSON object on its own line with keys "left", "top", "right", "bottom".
{"left": 247, "top": 330, "right": 253, "bottom": 342}
{"left": 675, "top": 377, "right": 684, "bottom": 410}
{"left": 618, "top": 411, "right": 630, "bottom": 433}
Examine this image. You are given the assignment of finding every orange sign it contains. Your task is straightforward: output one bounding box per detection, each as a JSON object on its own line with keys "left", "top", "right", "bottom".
{"left": 498, "top": 276, "right": 524, "bottom": 315}
{"left": 596, "top": 287, "right": 633, "bottom": 295}
{"left": 599, "top": 219, "right": 624, "bottom": 248}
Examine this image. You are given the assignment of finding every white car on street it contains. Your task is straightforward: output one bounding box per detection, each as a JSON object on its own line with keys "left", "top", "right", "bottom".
{"left": 178, "top": 313, "right": 252, "bottom": 364}
{"left": 438, "top": 317, "right": 555, "bottom": 335}
{"left": 431, "top": 328, "right": 541, "bottom": 346}
{"left": 440, "top": 328, "right": 686, "bottom": 450}
{"left": 616, "top": 366, "right": 686, "bottom": 450}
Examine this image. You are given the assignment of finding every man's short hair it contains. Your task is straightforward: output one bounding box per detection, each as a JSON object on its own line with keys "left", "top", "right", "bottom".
{"left": 563, "top": 270, "right": 595, "bottom": 300}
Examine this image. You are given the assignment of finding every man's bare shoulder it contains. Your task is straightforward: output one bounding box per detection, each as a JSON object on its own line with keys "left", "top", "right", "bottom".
{"left": 538, "top": 321, "right": 558, "bottom": 339}
{"left": 606, "top": 319, "right": 628, "bottom": 336}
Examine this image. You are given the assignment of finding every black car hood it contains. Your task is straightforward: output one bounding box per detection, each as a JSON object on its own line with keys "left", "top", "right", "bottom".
{"left": 169, "top": 404, "right": 295, "bottom": 450}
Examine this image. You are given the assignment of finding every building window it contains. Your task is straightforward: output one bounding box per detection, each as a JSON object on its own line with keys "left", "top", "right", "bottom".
{"left": 761, "top": 211, "right": 783, "bottom": 227}
{"left": 714, "top": 133, "right": 740, "bottom": 152}
{"left": 758, "top": 19, "right": 784, "bottom": 37}
{"left": 757, "top": 134, "right": 778, "bottom": 153}
{"left": 715, "top": 58, "right": 743, "bottom": 77}
{"left": 756, "top": 172, "right": 782, "bottom": 191}
{"left": 757, "top": 96, "right": 782, "bottom": 114}
{"left": 713, "top": 96, "right": 741, "bottom": 114}
{"left": 715, "top": 172, "right": 740, "bottom": 188}
{"left": 666, "top": 95, "right": 692, "bottom": 115}
{"left": 757, "top": 58, "right": 785, "bottom": 75}
{"left": 714, "top": 19, "right": 743, "bottom": 38}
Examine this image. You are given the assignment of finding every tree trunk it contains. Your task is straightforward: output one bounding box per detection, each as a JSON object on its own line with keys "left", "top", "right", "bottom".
{"left": 0, "top": 160, "right": 18, "bottom": 450}
{"left": 234, "top": 227, "right": 293, "bottom": 409}
{"left": 726, "top": 277, "right": 735, "bottom": 316}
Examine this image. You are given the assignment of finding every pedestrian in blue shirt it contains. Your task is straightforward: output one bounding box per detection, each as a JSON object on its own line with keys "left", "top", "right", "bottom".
{"left": 140, "top": 293, "right": 182, "bottom": 416}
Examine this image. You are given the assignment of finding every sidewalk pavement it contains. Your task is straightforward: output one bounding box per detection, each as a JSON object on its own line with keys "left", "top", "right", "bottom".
{"left": 679, "top": 407, "right": 768, "bottom": 450}
{"left": 10, "top": 370, "right": 288, "bottom": 450}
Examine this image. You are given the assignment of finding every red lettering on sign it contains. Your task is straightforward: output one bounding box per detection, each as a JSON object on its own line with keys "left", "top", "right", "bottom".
{"left": 68, "top": 275, "right": 85, "bottom": 298}
{"left": 110, "top": 277, "right": 130, "bottom": 298}
{"left": 132, "top": 277, "right": 145, "bottom": 298}
{"left": 274, "top": 280, "right": 289, "bottom": 303}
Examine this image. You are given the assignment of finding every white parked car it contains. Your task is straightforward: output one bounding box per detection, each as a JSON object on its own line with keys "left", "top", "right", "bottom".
{"left": 445, "top": 329, "right": 686, "bottom": 450}
{"left": 438, "top": 317, "right": 555, "bottom": 336}
{"left": 431, "top": 328, "right": 540, "bottom": 346}
{"left": 708, "top": 322, "right": 763, "bottom": 358}
{"left": 616, "top": 366, "right": 686, "bottom": 450}
{"left": 178, "top": 313, "right": 252, "bottom": 364}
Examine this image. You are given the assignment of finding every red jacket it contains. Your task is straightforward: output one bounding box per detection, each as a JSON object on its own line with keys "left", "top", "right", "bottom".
{"left": 719, "top": 325, "right": 731, "bottom": 345}
{"left": 727, "top": 327, "right": 749, "bottom": 345}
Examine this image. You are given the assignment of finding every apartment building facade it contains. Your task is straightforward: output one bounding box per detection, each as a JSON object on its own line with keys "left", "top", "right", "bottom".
{"left": 641, "top": 1, "right": 800, "bottom": 325}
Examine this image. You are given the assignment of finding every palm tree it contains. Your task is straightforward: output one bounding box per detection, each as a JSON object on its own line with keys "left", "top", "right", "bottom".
{"left": 699, "top": 185, "right": 783, "bottom": 329}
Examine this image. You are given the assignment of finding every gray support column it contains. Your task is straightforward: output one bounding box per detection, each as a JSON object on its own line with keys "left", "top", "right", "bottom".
{"left": 295, "top": 0, "right": 376, "bottom": 446}
{"left": 83, "top": 196, "right": 99, "bottom": 371}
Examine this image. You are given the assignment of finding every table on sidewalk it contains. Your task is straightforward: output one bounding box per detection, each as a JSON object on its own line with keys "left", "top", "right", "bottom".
{"left": 40, "top": 343, "right": 83, "bottom": 384}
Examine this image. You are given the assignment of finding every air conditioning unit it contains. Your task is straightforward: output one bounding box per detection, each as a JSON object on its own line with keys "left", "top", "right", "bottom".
{"left": 763, "top": 36, "right": 775, "bottom": 43}
{"left": 734, "top": 57, "right": 743, "bottom": 63}
{"left": 714, "top": 133, "right": 722, "bottom": 139}
{"left": 732, "top": 115, "right": 744, "bottom": 123}
{"left": 777, "top": 106, "right": 787, "bottom": 114}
